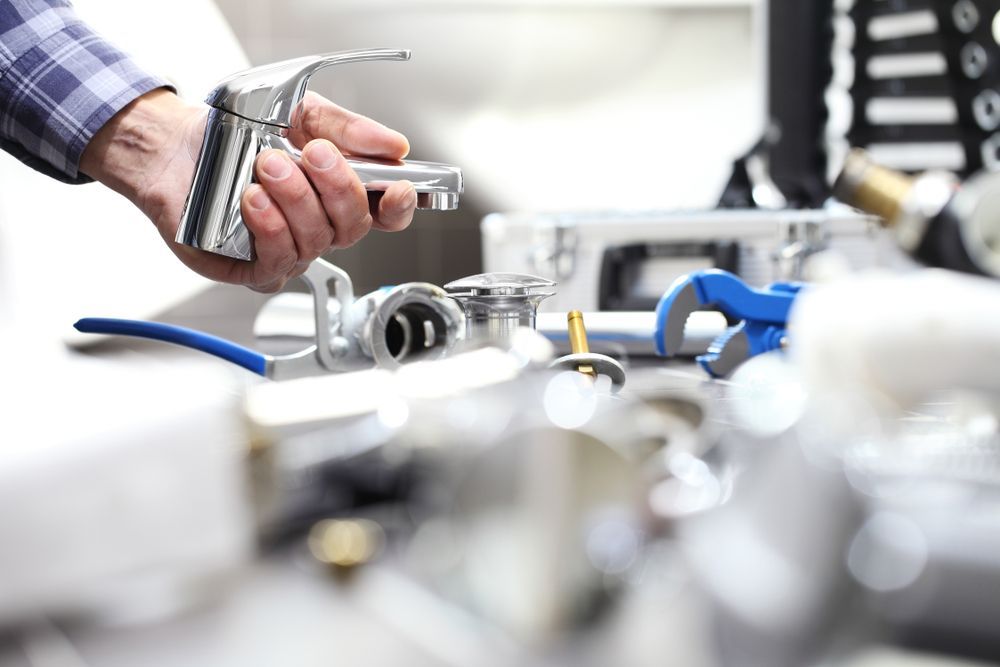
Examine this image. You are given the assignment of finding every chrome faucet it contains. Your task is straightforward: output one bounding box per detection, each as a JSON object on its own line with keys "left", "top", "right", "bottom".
{"left": 176, "top": 48, "right": 464, "bottom": 261}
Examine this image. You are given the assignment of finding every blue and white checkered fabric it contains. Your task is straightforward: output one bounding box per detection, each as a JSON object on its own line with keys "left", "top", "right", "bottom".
{"left": 0, "top": 0, "right": 171, "bottom": 183}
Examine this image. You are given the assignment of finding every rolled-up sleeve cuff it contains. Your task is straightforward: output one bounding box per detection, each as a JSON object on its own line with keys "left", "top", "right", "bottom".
{"left": 0, "top": 18, "right": 173, "bottom": 184}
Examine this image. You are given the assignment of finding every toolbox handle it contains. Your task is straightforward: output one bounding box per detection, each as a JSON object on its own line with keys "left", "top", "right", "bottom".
{"left": 597, "top": 241, "right": 740, "bottom": 311}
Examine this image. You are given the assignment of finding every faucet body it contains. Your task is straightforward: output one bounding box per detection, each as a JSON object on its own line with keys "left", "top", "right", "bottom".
{"left": 176, "top": 49, "right": 463, "bottom": 261}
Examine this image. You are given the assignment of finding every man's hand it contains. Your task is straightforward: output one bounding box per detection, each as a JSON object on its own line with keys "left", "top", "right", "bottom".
{"left": 80, "top": 89, "right": 418, "bottom": 292}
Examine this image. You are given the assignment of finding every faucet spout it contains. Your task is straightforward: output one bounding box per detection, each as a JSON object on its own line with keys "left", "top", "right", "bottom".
{"left": 346, "top": 157, "right": 463, "bottom": 211}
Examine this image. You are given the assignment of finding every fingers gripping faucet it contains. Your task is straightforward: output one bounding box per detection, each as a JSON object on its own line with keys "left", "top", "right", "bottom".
{"left": 175, "top": 48, "right": 464, "bottom": 261}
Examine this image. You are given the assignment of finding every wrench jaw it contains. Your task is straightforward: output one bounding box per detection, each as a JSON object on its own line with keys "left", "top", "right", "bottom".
{"left": 654, "top": 270, "right": 800, "bottom": 378}
{"left": 654, "top": 278, "right": 704, "bottom": 357}
{"left": 698, "top": 325, "right": 751, "bottom": 378}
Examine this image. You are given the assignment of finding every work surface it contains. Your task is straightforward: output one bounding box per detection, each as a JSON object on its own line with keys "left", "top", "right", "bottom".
{"left": 2, "top": 284, "right": 995, "bottom": 667}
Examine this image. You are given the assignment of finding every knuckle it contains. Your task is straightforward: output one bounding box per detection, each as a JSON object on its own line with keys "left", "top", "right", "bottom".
{"left": 276, "top": 253, "right": 298, "bottom": 275}
{"left": 250, "top": 215, "right": 285, "bottom": 241}
{"left": 252, "top": 278, "right": 285, "bottom": 294}
{"left": 255, "top": 149, "right": 286, "bottom": 177}
{"left": 299, "top": 95, "right": 326, "bottom": 132}
{"left": 339, "top": 113, "right": 364, "bottom": 139}
{"left": 304, "top": 224, "right": 334, "bottom": 255}
{"left": 387, "top": 212, "right": 414, "bottom": 231}
{"left": 336, "top": 212, "right": 373, "bottom": 248}
{"left": 277, "top": 175, "right": 314, "bottom": 204}
{"left": 318, "top": 165, "right": 360, "bottom": 198}
{"left": 290, "top": 260, "right": 312, "bottom": 278}
{"left": 254, "top": 263, "right": 294, "bottom": 293}
{"left": 375, "top": 202, "right": 411, "bottom": 232}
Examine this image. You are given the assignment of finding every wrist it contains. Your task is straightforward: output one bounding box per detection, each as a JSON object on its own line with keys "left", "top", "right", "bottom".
{"left": 80, "top": 89, "right": 202, "bottom": 205}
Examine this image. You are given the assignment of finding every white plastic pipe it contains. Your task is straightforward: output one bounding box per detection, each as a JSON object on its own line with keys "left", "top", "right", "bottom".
{"left": 791, "top": 269, "right": 1000, "bottom": 412}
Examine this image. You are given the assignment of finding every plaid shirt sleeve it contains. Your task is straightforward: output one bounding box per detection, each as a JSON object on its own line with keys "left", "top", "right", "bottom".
{"left": 0, "top": 0, "right": 173, "bottom": 184}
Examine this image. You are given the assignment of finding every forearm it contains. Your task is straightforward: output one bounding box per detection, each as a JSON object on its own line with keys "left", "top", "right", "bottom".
{"left": 79, "top": 89, "right": 203, "bottom": 207}
{"left": 0, "top": 0, "right": 172, "bottom": 183}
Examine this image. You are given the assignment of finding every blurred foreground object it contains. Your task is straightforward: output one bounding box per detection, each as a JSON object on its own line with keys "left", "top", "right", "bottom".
{"left": 0, "top": 352, "right": 252, "bottom": 626}
{"left": 245, "top": 340, "right": 676, "bottom": 644}
{"left": 792, "top": 268, "right": 1000, "bottom": 413}
{"left": 685, "top": 267, "right": 1000, "bottom": 666}
{"left": 0, "top": 0, "right": 256, "bottom": 633}
{"left": 308, "top": 518, "right": 385, "bottom": 574}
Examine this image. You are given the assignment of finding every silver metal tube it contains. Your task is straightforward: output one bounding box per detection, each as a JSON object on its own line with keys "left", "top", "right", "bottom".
{"left": 536, "top": 310, "right": 728, "bottom": 357}
{"left": 352, "top": 283, "right": 466, "bottom": 369}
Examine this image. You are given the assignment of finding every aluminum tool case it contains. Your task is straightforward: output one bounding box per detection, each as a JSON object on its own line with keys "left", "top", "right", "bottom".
{"left": 482, "top": 208, "right": 900, "bottom": 313}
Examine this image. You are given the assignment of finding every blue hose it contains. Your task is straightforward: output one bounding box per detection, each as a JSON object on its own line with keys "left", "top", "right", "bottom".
{"left": 74, "top": 318, "right": 268, "bottom": 376}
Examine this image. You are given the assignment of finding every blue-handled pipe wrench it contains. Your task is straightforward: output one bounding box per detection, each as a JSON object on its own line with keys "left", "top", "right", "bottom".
{"left": 654, "top": 269, "right": 804, "bottom": 378}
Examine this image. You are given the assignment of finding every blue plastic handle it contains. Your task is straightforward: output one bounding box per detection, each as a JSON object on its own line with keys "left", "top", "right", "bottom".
{"left": 74, "top": 318, "right": 268, "bottom": 376}
{"left": 692, "top": 270, "right": 800, "bottom": 323}
{"left": 654, "top": 269, "right": 804, "bottom": 359}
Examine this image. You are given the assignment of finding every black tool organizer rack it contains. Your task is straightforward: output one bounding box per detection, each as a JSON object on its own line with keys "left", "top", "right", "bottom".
{"left": 763, "top": 0, "right": 1000, "bottom": 207}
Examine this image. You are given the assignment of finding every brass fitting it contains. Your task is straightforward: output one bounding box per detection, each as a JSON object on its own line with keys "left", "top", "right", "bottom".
{"left": 567, "top": 310, "right": 595, "bottom": 377}
{"left": 833, "top": 148, "right": 957, "bottom": 252}
{"left": 549, "top": 310, "right": 627, "bottom": 392}
{"left": 835, "top": 149, "right": 914, "bottom": 226}
{"left": 308, "top": 518, "right": 384, "bottom": 575}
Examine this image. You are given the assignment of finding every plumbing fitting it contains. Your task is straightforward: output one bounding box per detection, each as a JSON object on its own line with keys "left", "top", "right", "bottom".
{"left": 549, "top": 310, "right": 626, "bottom": 392}
{"left": 308, "top": 518, "right": 385, "bottom": 575}
{"left": 350, "top": 282, "right": 467, "bottom": 369}
{"left": 834, "top": 148, "right": 957, "bottom": 256}
{"left": 833, "top": 149, "right": 1000, "bottom": 278}
{"left": 444, "top": 273, "right": 556, "bottom": 346}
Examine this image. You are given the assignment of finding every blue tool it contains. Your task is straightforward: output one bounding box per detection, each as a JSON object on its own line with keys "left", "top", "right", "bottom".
{"left": 74, "top": 318, "right": 270, "bottom": 375}
{"left": 73, "top": 259, "right": 355, "bottom": 380}
{"left": 654, "top": 269, "right": 803, "bottom": 378}
{"left": 74, "top": 259, "right": 465, "bottom": 381}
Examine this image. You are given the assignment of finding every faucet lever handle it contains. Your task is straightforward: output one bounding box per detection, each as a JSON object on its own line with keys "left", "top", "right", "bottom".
{"left": 206, "top": 48, "right": 411, "bottom": 127}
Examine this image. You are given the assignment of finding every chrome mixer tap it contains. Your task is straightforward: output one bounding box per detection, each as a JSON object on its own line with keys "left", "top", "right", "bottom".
{"left": 176, "top": 48, "right": 464, "bottom": 261}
